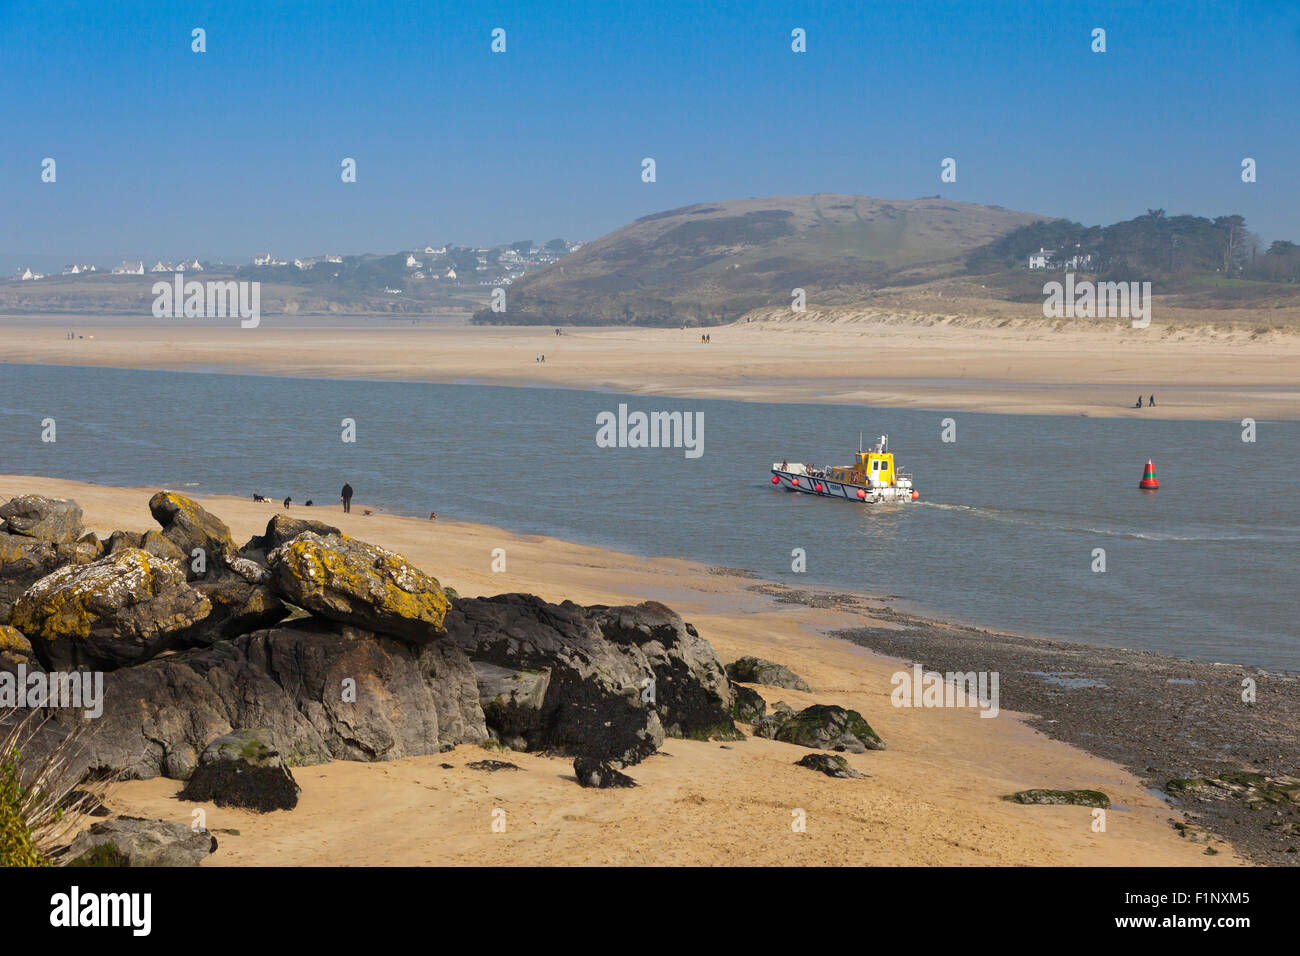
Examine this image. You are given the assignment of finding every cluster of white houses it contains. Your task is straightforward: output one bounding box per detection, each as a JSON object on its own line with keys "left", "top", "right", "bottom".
{"left": 16, "top": 260, "right": 204, "bottom": 280}
{"left": 1027, "top": 246, "right": 1096, "bottom": 271}
{"left": 14, "top": 240, "right": 585, "bottom": 286}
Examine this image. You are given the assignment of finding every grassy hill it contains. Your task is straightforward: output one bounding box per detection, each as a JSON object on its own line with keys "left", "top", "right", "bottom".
{"left": 473, "top": 194, "right": 1042, "bottom": 326}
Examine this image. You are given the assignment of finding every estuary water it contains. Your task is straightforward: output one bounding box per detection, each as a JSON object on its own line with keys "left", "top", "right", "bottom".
{"left": 1, "top": 362, "right": 1296, "bottom": 669}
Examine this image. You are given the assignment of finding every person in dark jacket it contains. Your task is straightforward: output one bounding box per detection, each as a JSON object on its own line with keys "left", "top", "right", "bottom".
{"left": 341, "top": 482, "right": 353, "bottom": 514}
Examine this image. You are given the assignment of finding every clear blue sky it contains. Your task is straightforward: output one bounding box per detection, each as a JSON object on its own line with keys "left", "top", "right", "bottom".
{"left": 2, "top": 0, "right": 1296, "bottom": 264}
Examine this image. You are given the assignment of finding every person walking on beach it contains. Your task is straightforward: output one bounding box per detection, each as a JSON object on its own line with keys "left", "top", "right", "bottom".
{"left": 1149, "top": 394, "right": 1156, "bottom": 406}
{"left": 341, "top": 482, "right": 353, "bottom": 514}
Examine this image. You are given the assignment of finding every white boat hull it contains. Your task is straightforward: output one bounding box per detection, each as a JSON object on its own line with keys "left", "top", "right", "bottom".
{"left": 770, "top": 468, "right": 915, "bottom": 503}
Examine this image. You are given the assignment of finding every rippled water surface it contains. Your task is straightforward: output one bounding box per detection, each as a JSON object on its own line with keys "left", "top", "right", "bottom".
{"left": 2, "top": 363, "right": 1296, "bottom": 668}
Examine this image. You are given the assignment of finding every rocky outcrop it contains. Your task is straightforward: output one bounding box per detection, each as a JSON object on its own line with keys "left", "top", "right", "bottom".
{"left": 179, "top": 728, "right": 301, "bottom": 812}
{"left": 49, "top": 619, "right": 489, "bottom": 780}
{"left": 0, "top": 494, "right": 83, "bottom": 544}
{"left": 753, "top": 703, "right": 885, "bottom": 753}
{"left": 66, "top": 817, "right": 217, "bottom": 867}
{"left": 267, "top": 532, "right": 450, "bottom": 643}
{"left": 445, "top": 594, "right": 666, "bottom": 766}
{"left": 12, "top": 548, "right": 212, "bottom": 669}
{"left": 726, "top": 656, "right": 811, "bottom": 692}
{"left": 795, "top": 753, "right": 865, "bottom": 778}
{"left": 148, "top": 491, "right": 237, "bottom": 569}
{"left": 4, "top": 491, "right": 739, "bottom": 792}
{"left": 591, "top": 602, "right": 740, "bottom": 741}
{"left": 445, "top": 597, "right": 741, "bottom": 764}
{"left": 574, "top": 756, "right": 637, "bottom": 788}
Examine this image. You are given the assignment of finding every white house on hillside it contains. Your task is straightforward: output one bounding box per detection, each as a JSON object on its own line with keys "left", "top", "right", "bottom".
{"left": 254, "top": 253, "right": 272, "bottom": 266}
{"left": 1028, "top": 247, "right": 1056, "bottom": 269}
{"left": 112, "top": 261, "right": 145, "bottom": 275}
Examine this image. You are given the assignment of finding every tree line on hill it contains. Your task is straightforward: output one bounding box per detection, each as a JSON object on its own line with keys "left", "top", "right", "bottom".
{"left": 965, "top": 209, "right": 1300, "bottom": 282}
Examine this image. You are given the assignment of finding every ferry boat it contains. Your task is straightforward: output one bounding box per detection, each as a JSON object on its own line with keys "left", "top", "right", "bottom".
{"left": 771, "top": 435, "right": 918, "bottom": 503}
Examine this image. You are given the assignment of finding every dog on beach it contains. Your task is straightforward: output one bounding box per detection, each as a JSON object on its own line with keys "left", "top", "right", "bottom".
{"left": 283, "top": 496, "right": 292, "bottom": 508}
{"left": 429, "top": 511, "right": 437, "bottom": 520}
{"left": 305, "top": 500, "right": 313, "bottom": 506}
{"left": 252, "top": 493, "right": 270, "bottom": 502}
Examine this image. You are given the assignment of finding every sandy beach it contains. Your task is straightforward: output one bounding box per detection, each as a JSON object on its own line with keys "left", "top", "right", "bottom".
{"left": 1, "top": 474, "right": 1240, "bottom": 866}
{"left": 2, "top": 306, "right": 1298, "bottom": 421}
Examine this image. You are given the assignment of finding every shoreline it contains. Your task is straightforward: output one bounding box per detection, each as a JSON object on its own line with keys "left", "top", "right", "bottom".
{"left": 2, "top": 314, "right": 1298, "bottom": 421}
{"left": 2, "top": 474, "right": 1274, "bottom": 865}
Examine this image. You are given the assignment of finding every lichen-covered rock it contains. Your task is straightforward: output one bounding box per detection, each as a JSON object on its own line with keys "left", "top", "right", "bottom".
{"left": 11, "top": 548, "right": 212, "bottom": 669}
{"left": 1003, "top": 789, "right": 1110, "bottom": 809}
{"left": 729, "top": 681, "right": 767, "bottom": 723}
{"left": 148, "top": 491, "right": 237, "bottom": 569}
{"left": 726, "top": 656, "right": 812, "bottom": 692}
{"left": 179, "top": 728, "right": 301, "bottom": 812}
{"left": 66, "top": 817, "right": 216, "bottom": 867}
{"left": 753, "top": 703, "right": 885, "bottom": 753}
{"left": 0, "top": 494, "right": 83, "bottom": 544}
{"left": 106, "top": 529, "right": 186, "bottom": 564}
{"left": 267, "top": 532, "right": 450, "bottom": 643}
{"left": 795, "top": 752, "right": 866, "bottom": 778}
{"left": 574, "top": 756, "right": 637, "bottom": 788}
{"left": 0, "top": 624, "right": 38, "bottom": 675}
{"left": 71, "top": 533, "right": 104, "bottom": 565}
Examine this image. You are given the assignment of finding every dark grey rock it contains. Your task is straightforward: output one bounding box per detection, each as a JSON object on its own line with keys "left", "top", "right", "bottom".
{"left": 726, "top": 655, "right": 812, "bottom": 692}
{"left": 179, "top": 728, "right": 300, "bottom": 812}
{"left": 65, "top": 817, "right": 216, "bottom": 867}
{"left": 574, "top": 756, "right": 637, "bottom": 788}
{"left": 753, "top": 703, "right": 885, "bottom": 753}
{"left": 795, "top": 752, "right": 866, "bottom": 778}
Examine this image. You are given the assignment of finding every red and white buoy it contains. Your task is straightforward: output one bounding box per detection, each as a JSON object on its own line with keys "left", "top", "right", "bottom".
{"left": 1139, "top": 459, "right": 1159, "bottom": 491}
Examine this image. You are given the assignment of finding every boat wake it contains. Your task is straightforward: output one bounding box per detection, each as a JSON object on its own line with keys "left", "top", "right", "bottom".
{"left": 914, "top": 500, "right": 1298, "bottom": 543}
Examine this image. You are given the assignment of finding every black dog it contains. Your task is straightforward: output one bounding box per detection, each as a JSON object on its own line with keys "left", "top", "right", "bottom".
{"left": 252, "top": 493, "right": 269, "bottom": 502}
